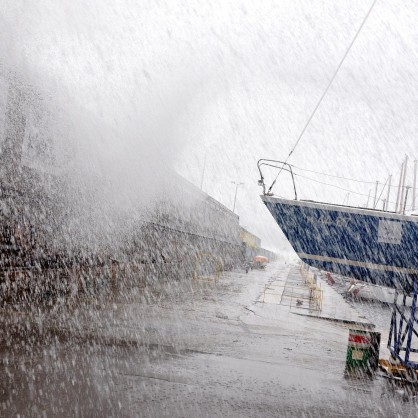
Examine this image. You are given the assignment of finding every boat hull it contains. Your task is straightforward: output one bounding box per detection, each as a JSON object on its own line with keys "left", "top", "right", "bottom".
{"left": 262, "top": 196, "right": 418, "bottom": 288}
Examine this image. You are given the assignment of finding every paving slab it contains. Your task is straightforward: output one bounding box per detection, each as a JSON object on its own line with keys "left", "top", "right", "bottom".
{"left": 256, "top": 265, "right": 373, "bottom": 327}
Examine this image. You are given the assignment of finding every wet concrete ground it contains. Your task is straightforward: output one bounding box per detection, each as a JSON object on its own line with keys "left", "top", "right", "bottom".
{"left": 1, "top": 261, "right": 418, "bottom": 417}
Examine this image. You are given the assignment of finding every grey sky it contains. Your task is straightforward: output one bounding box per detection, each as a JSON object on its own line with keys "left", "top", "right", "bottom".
{"left": 2, "top": 0, "right": 418, "bottom": 251}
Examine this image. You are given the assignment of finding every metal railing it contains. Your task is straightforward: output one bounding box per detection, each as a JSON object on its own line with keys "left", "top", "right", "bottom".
{"left": 257, "top": 159, "right": 298, "bottom": 199}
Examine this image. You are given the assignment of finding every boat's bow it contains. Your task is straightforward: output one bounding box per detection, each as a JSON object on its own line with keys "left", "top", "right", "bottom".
{"left": 261, "top": 195, "right": 418, "bottom": 288}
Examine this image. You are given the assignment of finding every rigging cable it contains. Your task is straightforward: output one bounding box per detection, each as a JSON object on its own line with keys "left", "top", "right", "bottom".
{"left": 292, "top": 163, "right": 406, "bottom": 190}
{"left": 292, "top": 172, "right": 398, "bottom": 206}
{"left": 262, "top": 161, "right": 404, "bottom": 189}
{"left": 291, "top": 165, "right": 382, "bottom": 185}
{"left": 267, "top": 0, "right": 378, "bottom": 195}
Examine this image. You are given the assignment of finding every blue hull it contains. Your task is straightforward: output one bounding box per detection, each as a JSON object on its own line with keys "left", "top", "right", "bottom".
{"left": 262, "top": 196, "right": 418, "bottom": 289}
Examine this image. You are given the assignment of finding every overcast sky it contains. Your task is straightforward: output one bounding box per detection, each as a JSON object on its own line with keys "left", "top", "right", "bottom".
{"left": 2, "top": 0, "right": 418, "bottom": 252}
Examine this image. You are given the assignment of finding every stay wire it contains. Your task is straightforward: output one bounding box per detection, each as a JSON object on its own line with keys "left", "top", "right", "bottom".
{"left": 293, "top": 172, "right": 398, "bottom": 206}
{"left": 263, "top": 161, "right": 405, "bottom": 190}
{"left": 291, "top": 165, "right": 380, "bottom": 185}
{"left": 267, "top": 0, "right": 378, "bottom": 195}
{"left": 296, "top": 164, "right": 406, "bottom": 190}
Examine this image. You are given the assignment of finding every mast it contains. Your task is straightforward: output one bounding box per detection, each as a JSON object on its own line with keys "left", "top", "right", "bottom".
{"left": 395, "top": 159, "right": 405, "bottom": 213}
{"left": 373, "top": 181, "right": 379, "bottom": 209}
{"left": 403, "top": 186, "right": 411, "bottom": 214}
{"left": 413, "top": 159, "right": 417, "bottom": 211}
{"left": 399, "top": 155, "right": 408, "bottom": 214}
{"left": 385, "top": 174, "right": 392, "bottom": 211}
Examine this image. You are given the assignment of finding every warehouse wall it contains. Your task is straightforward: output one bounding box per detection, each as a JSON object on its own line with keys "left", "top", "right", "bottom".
{"left": 0, "top": 173, "right": 246, "bottom": 302}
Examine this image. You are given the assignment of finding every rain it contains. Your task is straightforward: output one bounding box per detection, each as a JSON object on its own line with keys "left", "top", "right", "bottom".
{"left": 1, "top": 0, "right": 418, "bottom": 416}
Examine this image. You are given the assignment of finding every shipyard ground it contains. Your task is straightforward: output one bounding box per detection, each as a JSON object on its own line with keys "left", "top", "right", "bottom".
{"left": 1, "top": 261, "right": 417, "bottom": 417}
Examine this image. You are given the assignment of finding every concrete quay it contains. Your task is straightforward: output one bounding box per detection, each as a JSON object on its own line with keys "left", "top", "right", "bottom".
{"left": 1, "top": 261, "right": 416, "bottom": 417}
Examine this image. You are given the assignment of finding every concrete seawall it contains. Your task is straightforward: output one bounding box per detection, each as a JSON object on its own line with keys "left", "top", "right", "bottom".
{"left": 0, "top": 174, "right": 249, "bottom": 302}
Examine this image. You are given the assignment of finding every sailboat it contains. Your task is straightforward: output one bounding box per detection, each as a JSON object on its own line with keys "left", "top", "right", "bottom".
{"left": 256, "top": 0, "right": 418, "bottom": 373}
{"left": 258, "top": 159, "right": 418, "bottom": 291}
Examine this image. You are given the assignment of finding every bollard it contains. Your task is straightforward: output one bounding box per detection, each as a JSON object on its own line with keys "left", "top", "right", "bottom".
{"left": 346, "top": 329, "right": 381, "bottom": 375}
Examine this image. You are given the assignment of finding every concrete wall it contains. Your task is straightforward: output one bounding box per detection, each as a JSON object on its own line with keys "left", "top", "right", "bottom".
{"left": 240, "top": 227, "right": 261, "bottom": 249}
{"left": 244, "top": 246, "right": 278, "bottom": 262}
{"left": 0, "top": 171, "right": 246, "bottom": 302}
{"left": 239, "top": 226, "right": 277, "bottom": 263}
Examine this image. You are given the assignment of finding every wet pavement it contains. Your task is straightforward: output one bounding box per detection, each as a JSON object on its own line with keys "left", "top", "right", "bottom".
{"left": 1, "top": 261, "right": 418, "bottom": 417}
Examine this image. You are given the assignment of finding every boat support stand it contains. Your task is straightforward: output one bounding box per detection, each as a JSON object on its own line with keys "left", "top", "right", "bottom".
{"left": 387, "top": 274, "right": 418, "bottom": 381}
